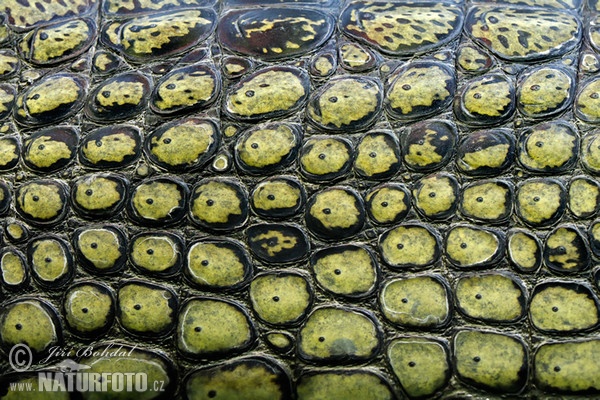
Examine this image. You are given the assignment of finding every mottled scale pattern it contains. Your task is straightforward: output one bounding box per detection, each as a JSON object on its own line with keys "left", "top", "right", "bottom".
{"left": 2, "top": 0, "right": 600, "bottom": 399}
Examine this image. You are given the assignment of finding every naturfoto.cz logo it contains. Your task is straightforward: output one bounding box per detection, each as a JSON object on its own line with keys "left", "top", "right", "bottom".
{"left": 5, "top": 343, "right": 166, "bottom": 394}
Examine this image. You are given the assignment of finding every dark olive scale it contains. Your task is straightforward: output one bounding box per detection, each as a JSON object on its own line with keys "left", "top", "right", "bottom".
{"left": 0, "top": 298, "right": 62, "bottom": 356}
{"left": 365, "top": 183, "right": 411, "bottom": 226}
{"left": 150, "top": 63, "right": 220, "bottom": 115}
{"left": 234, "top": 122, "right": 302, "bottom": 175}
{"left": 516, "top": 65, "right": 575, "bottom": 119}
{"left": 80, "top": 344, "right": 177, "bottom": 396}
{"left": 568, "top": 176, "right": 600, "bottom": 219}
{"left": 73, "top": 225, "right": 127, "bottom": 275}
{"left": 85, "top": 71, "right": 152, "bottom": 122}
{"left": 454, "top": 73, "right": 516, "bottom": 126}
{"left": 0, "top": 180, "right": 11, "bottom": 217}
{"left": 71, "top": 173, "right": 129, "bottom": 218}
{"left": 534, "top": 338, "right": 600, "bottom": 394}
{"left": 297, "top": 370, "right": 395, "bottom": 399}
{"left": 14, "top": 73, "right": 88, "bottom": 126}
{"left": 517, "top": 120, "right": 579, "bottom": 174}
{"left": 339, "top": 41, "right": 378, "bottom": 72}
{"left": 63, "top": 281, "right": 116, "bottom": 337}
{"left": 27, "top": 235, "right": 74, "bottom": 289}
{"left": 306, "top": 76, "right": 383, "bottom": 132}
{"left": 20, "top": 18, "right": 95, "bottom": 66}
{"left": 508, "top": 229, "right": 543, "bottom": 273}
{"left": 218, "top": 8, "right": 335, "bottom": 61}
{"left": 543, "top": 225, "right": 591, "bottom": 274}
{"left": 588, "top": 219, "right": 600, "bottom": 258}
{"left": 354, "top": 131, "right": 401, "bottom": 180}
{"left": 247, "top": 223, "right": 310, "bottom": 264}
{"left": 379, "top": 223, "right": 442, "bottom": 269}
{"left": 516, "top": 178, "right": 567, "bottom": 228}
{"left": 299, "top": 136, "right": 354, "bottom": 182}
{"left": 530, "top": 281, "right": 600, "bottom": 334}
{"left": 249, "top": 270, "right": 313, "bottom": 326}
{"left": 454, "top": 329, "right": 528, "bottom": 394}
{"left": 15, "top": 179, "right": 69, "bottom": 226}
{"left": 465, "top": 6, "right": 582, "bottom": 62}
{"left": 460, "top": 179, "right": 513, "bottom": 224}
{"left": 388, "top": 337, "right": 451, "bottom": 398}
{"left": 0, "top": 84, "right": 16, "bottom": 121}
{"left": 0, "top": 50, "right": 20, "bottom": 80}
{"left": 250, "top": 176, "right": 306, "bottom": 219}
{"left": 403, "top": 120, "right": 457, "bottom": 172}
{"left": 456, "top": 128, "right": 516, "bottom": 176}
{"left": 0, "top": 136, "right": 20, "bottom": 171}
{"left": 128, "top": 177, "right": 188, "bottom": 226}
{"left": 23, "top": 126, "right": 78, "bottom": 173}
{"left": 177, "top": 297, "right": 256, "bottom": 359}
{"left": 79, "top": 125, "right": 142, "bottom": 169}
{"left": 385, "top": 61, "right": 456, "bottom": 121}
{"left": 305, "top": 186, "right": 366, "bottom": 240}
{"left": 221, "top": 55, "right": 253, "bottom": 80}
{"left": 379, "top": 274, "right": 452, "bottom": 329}
{"left": 103, "top": 0, "right": 216, "bottom": 17}
{"left": 129, "top": 231, "right": 183, "bottom": 277}
{"left": 0, "top": 248, "right": 28, "bottom": 289}
{"left": 101, "top": 8, "right": 217, "bottom": 62}
{"left": 455, "top": 272, "right": 527, "bottom": 323}
{"left": 117, "top": 280, "right": 178, "bottom": 337}
{"left": 340, "top": 2, "right": 464, "bottom": 56}
{"left": 311, "top": 244, "right": 378, "bottom": 299}
{"left": 189, "top": 178, "right": 248, "bottom": 231}
{"left": 297, "top": 306, "right": 383, "bottom": 363}
{"left": 413, "top": 172, "right": 460, "bottom": 220}
{"left": 3, "top": 0, "right": 96, "bottom": 31}
{"left": 445, "top": 225, "right": 505, "bottom": 269}
{"left": 185, "top": 238, "right": 252, "bottom": 291}
{"left": 224, "top": 66, "right": 310, "bottom": 121}
{"left": 145, "top": 117, "right": 220, "bottom": 172}
{"left": 92, "top": 51, "right": 123, "bottom": 75}
{"left": 184, "top": 357, "right": 293, "bottom": 400}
